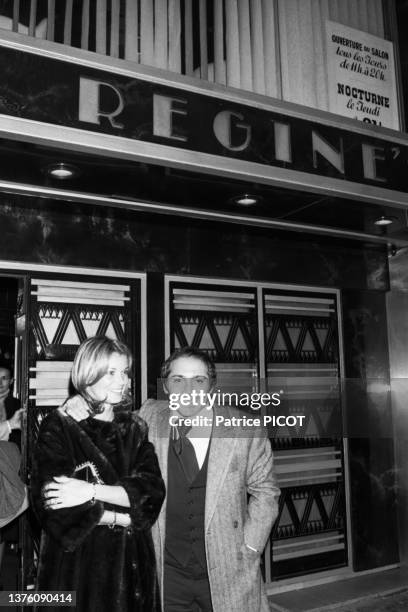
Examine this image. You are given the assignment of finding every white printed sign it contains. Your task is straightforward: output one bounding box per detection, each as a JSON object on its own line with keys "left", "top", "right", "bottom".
{"left": 326, "top": 21, "right": 399, "bottom": 130}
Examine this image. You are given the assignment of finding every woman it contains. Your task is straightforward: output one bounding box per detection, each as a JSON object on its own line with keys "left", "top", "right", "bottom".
{"left": 31, "top": 337, "right": 165, "bottom": 612}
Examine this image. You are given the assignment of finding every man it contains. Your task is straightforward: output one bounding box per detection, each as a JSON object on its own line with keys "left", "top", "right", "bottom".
{"left": 139, "top": 346, "right": 280, "bottom": 612}
{"left": 0, "top": 361, "right": 23, "bottom": 446}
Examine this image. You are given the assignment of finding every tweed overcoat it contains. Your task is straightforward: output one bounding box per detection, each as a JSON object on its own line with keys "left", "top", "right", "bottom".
{"left": 139, "top": 399, "right": 280, "bottom": 612}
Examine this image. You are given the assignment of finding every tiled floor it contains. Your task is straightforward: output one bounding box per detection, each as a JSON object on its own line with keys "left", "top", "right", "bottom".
{"left": 268, "top": 566, "right": 408, "bottom": 612}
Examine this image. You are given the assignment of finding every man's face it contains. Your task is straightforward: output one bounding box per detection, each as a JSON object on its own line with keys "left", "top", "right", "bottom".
{"left": 0, "top": 368, "right": 12, "bottom": 395}
{"left": 165, "top": 356, "right": 212, "bottom": 417}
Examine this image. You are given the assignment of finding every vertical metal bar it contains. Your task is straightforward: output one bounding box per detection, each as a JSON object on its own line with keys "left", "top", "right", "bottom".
{"left": 184, "top": 0, "right": 194, "bottom": 75}
{"left": 12, "top": 0, "right": 20, "bottom": 33}
{"left": 125, "top": 0, "right": 139, "bottom": 61}
{"left": 298, "top": 0, "right": 316, "bottom": 107}
{"left": 155, "top": 0, "right": 168, "bottom": 69}
{"left": 358, "top": 0, "right": 369, "bottom": 32}
{"left": 164, "top": 277, "right": 171, "bottom": 360}
{"left": 329, "top": 0, "right": 339, "bottom": 23}
{"left": 140, "top": 276, "right": 148, "bottom": 403}
{"left": 250, "top": 0, "right": 265, "bottom": 93}
{"left": 28, "top": 0, "right": 38, "bottom": 37}
{"left": 64, "top": 0, "right": 74, "bottom": 45}
{"left": 214, "top": 0, "right": 226, "bottom": 84}
{"left": 348, "top": 0, "right": 359, "bottom": 27}
{"left": 20, "top": 272, "right": 31, "bottom": 590}
{"left": 262, "top": 0, "right": 279, "bottom": 98}
{"left": 335, "top": 289, "right": 353, "bottom": 570}
{"left": 367, "top": 0, "right": 379, "bottom": 36}
{"left": 257, "top": 286, "right": 266, "bottom": 382}
{"left": 199, "top": 0, "right": 208, "bottom": 80}
{"left": 47, "top": 0, "right": 55, "bottom": 41}
{"left": 376, "top": 0, "right": 385, "bottom": 38}
{"left": 384, "top": 0, "right": 404, "bottom": 130}
{"left": 81, "top": 0, "right": 90, "bottom": 50}
{"left": 278, "top": 0, "right": 302, "bottom": 103}
{"left": 96, "top": 0, "right": 107, "bottom": 55}
{"left": 225, "top": 0, "right": 240, "bottom": 87}
{"left": 337, "top": 0, "right": 350, "bottom": 25}
{"left": 141, "top": 0, "right": 154, "bottom": 65}
{"left": 168, "top": 0, "right": 181, "bottom": 72}
{"left": 264, "top": 539, "right": 272, "bottom": 587}
{"left": 311, "top": 0, "right": 328, "bottom": 111}
{"left": 238, "top": 0, "right": 253, "bottom": 91}
{"left": 110, "top": 0, "right": 120, "bottom": 57}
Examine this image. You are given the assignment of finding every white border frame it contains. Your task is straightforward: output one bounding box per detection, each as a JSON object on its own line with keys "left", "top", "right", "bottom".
{"left": 164, "top": 273, "right": 354, "bottom": 591}
{"left": 0, "top": 260, "right": 148, "bottom": 401}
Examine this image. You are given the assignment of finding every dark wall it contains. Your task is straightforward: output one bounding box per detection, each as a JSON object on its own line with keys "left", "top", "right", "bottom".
{"left": 342, "top": 290, "right": 398, "bottom": 570}
{"left": 0, "top": 194, "right": 388, "bottom": 289}
{"left": 0, "top": 193, "right": 398, "bottom": 571}
{"left": 386, "top": 248, "right": 408, "bottom": 567}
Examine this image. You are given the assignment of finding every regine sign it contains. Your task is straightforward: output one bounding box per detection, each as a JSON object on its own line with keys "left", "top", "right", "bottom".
{"left": 78, "top": 75, "right": 401, "bottom": 187}
{"left": 0, "top": 46, "right": 407, "bottom": 192}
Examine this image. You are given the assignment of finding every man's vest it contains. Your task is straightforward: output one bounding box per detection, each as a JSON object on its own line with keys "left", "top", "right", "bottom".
{"left": 164, "top": 438, "right": 209, "bottom": 575}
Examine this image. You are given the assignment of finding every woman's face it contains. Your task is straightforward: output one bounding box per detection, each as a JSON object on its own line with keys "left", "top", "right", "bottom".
{"left": 87, "top": 352, "right": 130, "bottom": 405}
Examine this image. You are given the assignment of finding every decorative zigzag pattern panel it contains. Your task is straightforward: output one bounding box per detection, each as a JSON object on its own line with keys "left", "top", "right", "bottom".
{"left": 28, "top": 278, "right": 131, "bottom": 410}
{"left": 168, "top": 280, "right": 347, "bottom": 581}
{"left": 171, "top": 287, "right": 258, "bottom": 376}
{"left": 264, "top": 290, "right": 347, "bottom": 577}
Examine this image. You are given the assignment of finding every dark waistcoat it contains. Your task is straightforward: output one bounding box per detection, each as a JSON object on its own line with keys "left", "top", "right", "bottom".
{"left": 164, "top": 439, "right": 209, "bottom": 574}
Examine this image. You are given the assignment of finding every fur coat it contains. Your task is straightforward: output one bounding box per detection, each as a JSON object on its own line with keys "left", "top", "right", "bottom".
{"left": 30, "top": 409, "right": 165, "bottom": 612}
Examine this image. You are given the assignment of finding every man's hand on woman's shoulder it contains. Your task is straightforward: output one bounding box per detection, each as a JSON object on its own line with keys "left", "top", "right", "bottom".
{"left": 58, "top": 395, "right": 90, "bottom": 422}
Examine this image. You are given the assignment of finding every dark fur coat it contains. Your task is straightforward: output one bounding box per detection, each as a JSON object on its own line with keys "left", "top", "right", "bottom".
{"left": 30, "top": 409, "right": 165, "bottom": 612}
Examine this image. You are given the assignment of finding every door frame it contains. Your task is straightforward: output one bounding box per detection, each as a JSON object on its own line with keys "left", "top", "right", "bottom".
{"left": 0, "top": 260, "right": 147, "bottom": 401}
{"left": 164, "top": 273, "right": 354, "bottom": 592}
{"left": 0, "top": 259, "right": 147, "bottom": 589}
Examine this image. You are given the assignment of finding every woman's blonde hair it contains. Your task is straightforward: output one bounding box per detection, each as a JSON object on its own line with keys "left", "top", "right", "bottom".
{"left": 71, "top": 336, "right": 132, "bottom": 412}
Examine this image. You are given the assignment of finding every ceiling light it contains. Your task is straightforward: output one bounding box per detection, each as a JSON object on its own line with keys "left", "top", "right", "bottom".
{"left": 231, "top": 194, "right": 260, "bottom": 206}
{"left": 374, "top": 215, "right": 395, "bottom": 226}
{"left": 44, "top": 162, "right": 80, "bottom": 179}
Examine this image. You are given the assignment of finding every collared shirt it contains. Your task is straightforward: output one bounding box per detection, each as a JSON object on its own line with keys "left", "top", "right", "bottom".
{"left": 173, "top": 408, "right": 213, "bottom": 469}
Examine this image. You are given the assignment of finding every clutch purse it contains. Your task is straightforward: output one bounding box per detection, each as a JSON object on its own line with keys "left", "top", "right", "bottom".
{"left": 73, "top": 461, "right": 104, "bottom": 485}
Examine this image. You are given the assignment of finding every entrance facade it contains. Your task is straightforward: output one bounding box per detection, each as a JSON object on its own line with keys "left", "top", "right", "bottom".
{"left": 0, "top": 261, "right": 146, "bottom": 588}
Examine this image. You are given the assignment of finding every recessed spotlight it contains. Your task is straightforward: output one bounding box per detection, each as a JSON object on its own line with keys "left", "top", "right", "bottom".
{"left": 230, "top": 194, "right": 260, "bottom": 206}
{"left": 374, "top": 215, "right": 396, "bottom": 226}
{"left": 44, "top": 162, "right": 80, "bottom": 179}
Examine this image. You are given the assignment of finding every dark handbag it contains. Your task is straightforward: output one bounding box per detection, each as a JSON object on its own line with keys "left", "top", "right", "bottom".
{"left": 73, "top": 461, "right": 104, "bottom": 485}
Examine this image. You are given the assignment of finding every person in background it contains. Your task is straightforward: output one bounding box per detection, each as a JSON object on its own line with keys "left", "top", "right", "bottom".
{"left": 31, "top": 337, "right": 165, "bottom": 612}
{"left": 0, "top": 359, "right": 24, "bottom": 578}
{"left": 0, "top": 360, "right": 23, "bottom": 447}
